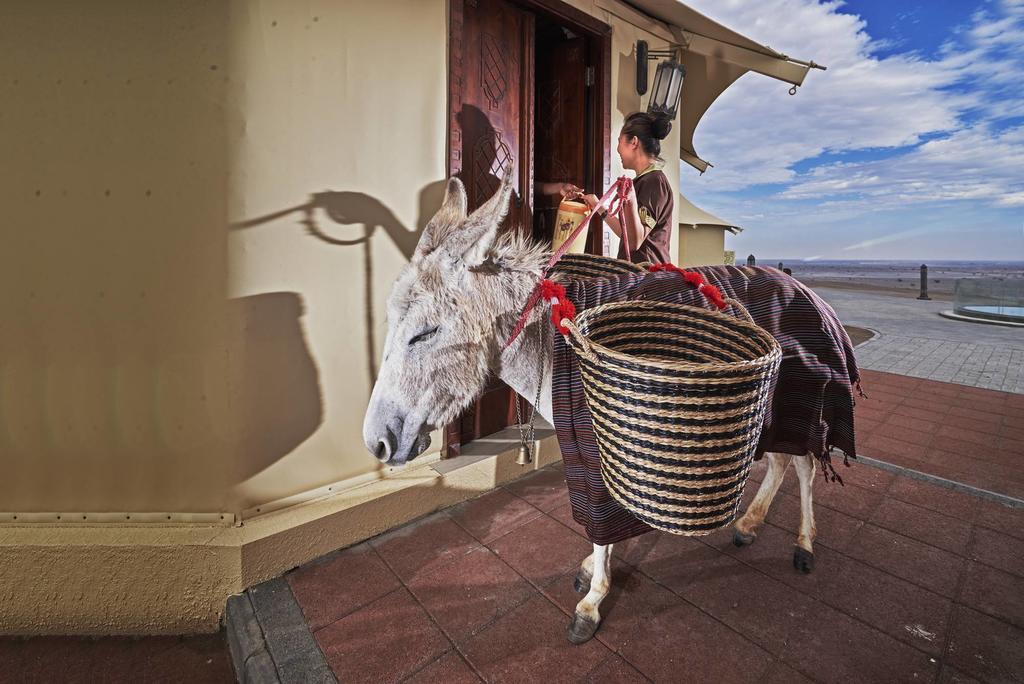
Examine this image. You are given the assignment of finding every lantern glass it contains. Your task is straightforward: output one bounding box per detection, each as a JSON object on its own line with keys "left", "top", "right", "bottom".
{"left": 647, "top": 60, "right": 685, "bottom": 119}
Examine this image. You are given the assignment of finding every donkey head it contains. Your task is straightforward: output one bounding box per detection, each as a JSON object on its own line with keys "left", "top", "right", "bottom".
{"left": 362, "top": 174, "right": 517, "bottom": 465}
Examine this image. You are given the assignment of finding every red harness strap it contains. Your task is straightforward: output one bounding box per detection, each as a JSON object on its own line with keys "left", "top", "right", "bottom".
{"left": 613, "top": 178, "right": 634, "bottom": 262}
{"left": 505, "top": 177, "right": 631, "bottom": 349}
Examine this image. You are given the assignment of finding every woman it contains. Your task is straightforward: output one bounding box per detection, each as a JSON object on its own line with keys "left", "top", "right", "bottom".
{"left": 583, "top": 112, "right": 674, "bottom": 264}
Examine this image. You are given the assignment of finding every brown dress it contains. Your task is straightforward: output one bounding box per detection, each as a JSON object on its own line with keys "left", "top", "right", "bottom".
{"left": 615, "top": 167, "right": 673, "bottom": 264}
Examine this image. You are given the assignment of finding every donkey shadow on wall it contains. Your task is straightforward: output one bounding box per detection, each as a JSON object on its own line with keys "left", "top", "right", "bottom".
{"left": 230, "top": 182, "right": 449, "bottom": 389}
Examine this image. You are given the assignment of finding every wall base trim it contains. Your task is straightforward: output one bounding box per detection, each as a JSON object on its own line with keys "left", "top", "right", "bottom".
{"left": 0, "top": 427, "right": 560, "bottom": 635}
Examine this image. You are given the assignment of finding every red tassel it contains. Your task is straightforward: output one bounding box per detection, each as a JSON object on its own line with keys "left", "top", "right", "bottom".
{"left": 539, "top": 279, "right": 576, "bottom": 334}
{"left": 539, "top": 280, "right": 565, "bottom": 301}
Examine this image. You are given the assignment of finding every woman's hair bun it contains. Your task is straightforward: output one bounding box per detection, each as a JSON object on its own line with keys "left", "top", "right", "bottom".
{"left": 650, "top": 114, "right": 672, "bottom": 140}
{"left": 622, "top": 111, "right": 671, "bottom": 160}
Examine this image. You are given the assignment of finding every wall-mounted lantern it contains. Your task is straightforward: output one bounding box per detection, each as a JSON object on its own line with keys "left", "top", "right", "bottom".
{"left": 636, "top": 40, "right": 686, "bottom": 120}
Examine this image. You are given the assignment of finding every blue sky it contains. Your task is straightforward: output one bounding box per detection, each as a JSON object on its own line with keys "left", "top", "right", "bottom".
{"left": 681, "top": 0, "right": 1024, "bottom": 260}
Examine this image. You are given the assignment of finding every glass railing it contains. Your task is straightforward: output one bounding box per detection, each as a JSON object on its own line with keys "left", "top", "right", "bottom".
{"left": 953, "top": 278, "right": 1024, "bottom": 323}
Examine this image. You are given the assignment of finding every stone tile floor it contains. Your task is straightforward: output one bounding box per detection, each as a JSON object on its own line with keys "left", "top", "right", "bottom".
{"left": 816, "top": 287, "right": 1024, "bottom": 394}
{"left": 275, "top": 368, "right": 1024, "bottom": 683}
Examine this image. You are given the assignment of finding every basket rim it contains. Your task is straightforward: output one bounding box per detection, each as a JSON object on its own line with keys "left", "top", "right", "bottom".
{"left": 569, "top": 300, "right": 781, "bottom": 374}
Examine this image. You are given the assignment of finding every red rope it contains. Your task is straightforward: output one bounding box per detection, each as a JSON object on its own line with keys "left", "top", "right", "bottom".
{"left": 611, "top": 178, "right": 634, "bottom": 262}
{"left": 648, "top": 263, "right": 729, "bottom": 311}
{"left": 504, "top": 177, "right": 631, "bottom": 349}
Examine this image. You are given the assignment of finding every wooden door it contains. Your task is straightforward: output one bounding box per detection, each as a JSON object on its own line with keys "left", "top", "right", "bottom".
{"left": 535, "top": 36, "right": 586, "bottom": 243}
{"left": 447, "top": 0, "right": 535, "bottom": 455}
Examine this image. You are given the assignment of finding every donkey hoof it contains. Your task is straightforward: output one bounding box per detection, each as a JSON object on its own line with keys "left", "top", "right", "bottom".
{"left": 573, "top": 568, "right": 592, "bottom": 593}
{"left": 567, "top": 614, "right": 600, "bottom": 644}
{"left": 733, "top": 530, "right": 756, "bottom": 547}
{"left": 793, "top": 547, "right": 815, "bottom": 574}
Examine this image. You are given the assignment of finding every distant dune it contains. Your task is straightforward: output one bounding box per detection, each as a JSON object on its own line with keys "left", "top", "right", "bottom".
{"left": 760, "top": 259, "right": 1024, "bottom": 301}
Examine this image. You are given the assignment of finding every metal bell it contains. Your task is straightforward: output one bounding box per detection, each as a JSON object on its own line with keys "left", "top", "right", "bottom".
{"left": 515, "top": 444, "right": 532, "bottom": 466}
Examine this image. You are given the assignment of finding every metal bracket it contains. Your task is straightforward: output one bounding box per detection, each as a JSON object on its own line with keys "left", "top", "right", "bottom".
{"left": 636, "top": 39, "right": 684, "bottom": 95}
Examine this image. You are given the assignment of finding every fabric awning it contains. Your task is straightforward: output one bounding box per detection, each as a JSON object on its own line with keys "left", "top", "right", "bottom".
{"left": 624, "top": 0, "right": 824, "bottom": 173}
{"left": 677, "top": 193, "right": 742, "bottom": 234}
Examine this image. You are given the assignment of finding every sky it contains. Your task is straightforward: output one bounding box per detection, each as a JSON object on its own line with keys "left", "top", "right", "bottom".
{"left": 680, "top": 0, "right": 1024, "bottom": 261}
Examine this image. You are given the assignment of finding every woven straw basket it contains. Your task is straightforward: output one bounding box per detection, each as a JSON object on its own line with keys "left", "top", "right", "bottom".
{"left": 552, "top": 253, "right": 646, "bottom": 281}
{"left": 562, "top": 297, "right": 782, "bottom": 536}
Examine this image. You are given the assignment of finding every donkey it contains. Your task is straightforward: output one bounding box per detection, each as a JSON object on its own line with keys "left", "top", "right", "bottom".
{"left": 363, "top": 174, "right": 826, "bottom": 644}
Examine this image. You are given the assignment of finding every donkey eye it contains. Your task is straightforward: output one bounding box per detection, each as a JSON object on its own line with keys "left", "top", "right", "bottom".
{"left": 408, "top": 326, "right": 439, "bottom": 346}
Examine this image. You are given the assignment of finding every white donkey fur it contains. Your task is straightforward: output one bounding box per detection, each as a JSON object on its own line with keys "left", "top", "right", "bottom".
{"left": 363, "top": 174, "right": 819, "bottom": 644}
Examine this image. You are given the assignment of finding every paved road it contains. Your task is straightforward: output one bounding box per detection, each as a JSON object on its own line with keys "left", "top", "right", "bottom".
{"left": 812, "top": 287, "right": 1024, "bottom": 394}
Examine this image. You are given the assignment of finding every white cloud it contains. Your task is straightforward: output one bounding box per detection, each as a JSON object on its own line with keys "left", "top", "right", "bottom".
{"left": 841, "top": 227, "right": 933, "bottom": 251}
{"left": 780, "top": 124, "right": 1024, "bottom": 208}
{"left": 682, "top": 0, "right": 1024, "bottom": 209}
{"left": 998, "top": 192, "right": 1024, "bottom": 206}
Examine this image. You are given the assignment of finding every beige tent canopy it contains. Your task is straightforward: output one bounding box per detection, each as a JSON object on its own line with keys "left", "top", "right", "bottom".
{"left": 625, "top": 0, "right": 825, "bottom": 173}
{"left": 677, "top": 192, "right": 742, "bottom": 234}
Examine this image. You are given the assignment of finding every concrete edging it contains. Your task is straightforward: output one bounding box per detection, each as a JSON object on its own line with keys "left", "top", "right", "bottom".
{"left": 225, "top": 579, "right": 337, "bottom": 683}
{"left": 938, "top": 310, "right": 1024, "bottom": 328}
{"left": 224, "top": 592, "right": 281, "bottom": 683}
{"left": 857, "top": 453, "right": 1024, "bottom": 509}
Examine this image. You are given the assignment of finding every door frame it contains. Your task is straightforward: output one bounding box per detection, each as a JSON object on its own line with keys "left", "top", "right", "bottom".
{"left": 517, "top": 0, "right": 612, "bottom": 206}
{"left": 444, "top": 0, "right": 611, "bottom": 458}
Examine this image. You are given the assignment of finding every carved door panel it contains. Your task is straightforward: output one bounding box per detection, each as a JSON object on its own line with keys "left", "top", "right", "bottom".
{"left": 447, "top": 0, "right": 534, "bottom": 454}
{"left": 535, "top": 36, "right": 586, "bottom": 244}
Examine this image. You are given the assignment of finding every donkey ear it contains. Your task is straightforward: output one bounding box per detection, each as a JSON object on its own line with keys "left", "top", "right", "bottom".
{"left": 455, "top": 170, "right": 514, "bottom": 266}
{"left": 414, "top": 177, "right": 467, "bottom": 262}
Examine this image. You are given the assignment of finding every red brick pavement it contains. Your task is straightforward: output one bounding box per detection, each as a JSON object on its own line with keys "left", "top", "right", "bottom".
{"left": 856, "top": 369, "right": 1024, "bottom": 499}
{"left": 13, "top": 371, "right": 1017, "bottom": 682}
{"left": 286, "top": 371, "right": 1024, "bottom": 683}
{"left": 0, "top": 634, "right": 233, "bottom": 683}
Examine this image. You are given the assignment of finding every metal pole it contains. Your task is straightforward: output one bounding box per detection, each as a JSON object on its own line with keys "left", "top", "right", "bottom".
{"left": 917, "top": 264, "right": 931, "bottom": 300}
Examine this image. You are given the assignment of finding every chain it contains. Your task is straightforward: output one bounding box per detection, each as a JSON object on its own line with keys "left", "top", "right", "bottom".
{"left": 515, "top": 328, "right": 546, "bottom": 460}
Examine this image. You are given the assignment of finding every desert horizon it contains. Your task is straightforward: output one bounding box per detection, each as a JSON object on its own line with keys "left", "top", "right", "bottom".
{"left": 748, "top": 258, "right": 1023, "bottom": 300}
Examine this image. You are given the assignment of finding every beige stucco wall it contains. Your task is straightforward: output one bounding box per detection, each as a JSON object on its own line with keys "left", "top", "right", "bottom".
{"left": 223, "top": 0, "right": 449, "bottom": 509}
{"left": 0, "top": 0, "right": 447, "bottom": 516}
{"left": 678, "top": 226, "right": 727, "bottom": 267}
{"left": 1, "top": 0, "right": 684, "bottom": 634}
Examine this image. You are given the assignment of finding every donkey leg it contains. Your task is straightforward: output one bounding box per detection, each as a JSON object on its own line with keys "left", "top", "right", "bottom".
{"left": 791, "top": 453, "right": 818, "bottom": 573}
{"left": 568, "top": 543, "right": 612, "bottom": 644}
{"left": 573, "top": 552, "right": 594, "bottom": 593}
{"left": 733, "top": 452, "right": 793, "bottom": 546}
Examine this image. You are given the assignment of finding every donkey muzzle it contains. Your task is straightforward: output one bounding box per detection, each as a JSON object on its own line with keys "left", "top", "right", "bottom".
{"left": 364, "top": 416, "right": 432, "bottom": 466}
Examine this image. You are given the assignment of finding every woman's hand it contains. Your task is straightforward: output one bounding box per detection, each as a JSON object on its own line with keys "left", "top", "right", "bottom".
{"left": 536, "top": 182, "right": 582, "bottom": 199}
{"left": 581, "top": 193, "right": 600, "bottom": 210}
{"left": 559, "top": 183, "right": 583, "bottom": 199}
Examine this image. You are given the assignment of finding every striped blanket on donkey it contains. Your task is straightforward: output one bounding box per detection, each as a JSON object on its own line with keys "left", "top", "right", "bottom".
{"left": 549, "top": 263, "right": 860, "bottom": 546}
